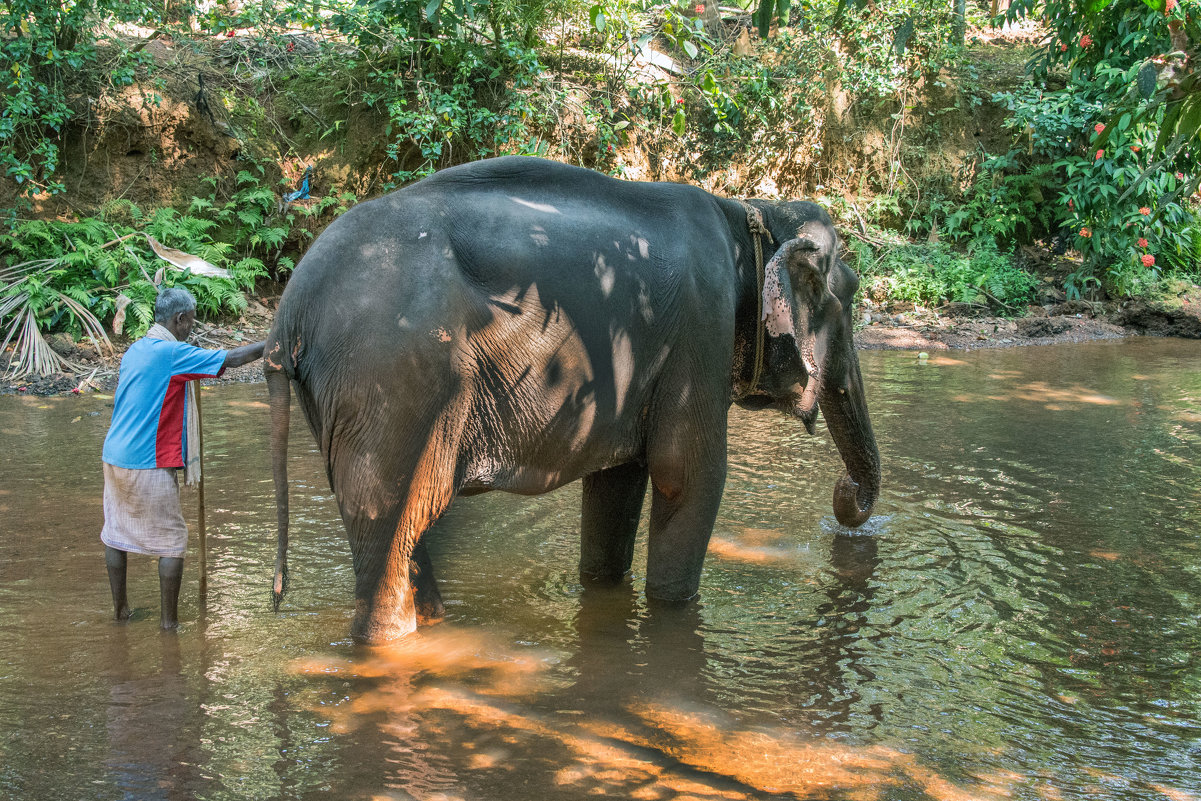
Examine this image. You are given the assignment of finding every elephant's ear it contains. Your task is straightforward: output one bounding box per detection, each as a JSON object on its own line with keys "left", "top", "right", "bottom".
{"left": 757, "top": 239, "right": 810, "bottom": 395}
{"left": 762, "top": 236, "right": 825, "bottom": 338}
{"left": 759, "top": 236, "right": 831, "bottom": 431}
{"left": 762, "top": 241, "right": 799, "bottom": 339}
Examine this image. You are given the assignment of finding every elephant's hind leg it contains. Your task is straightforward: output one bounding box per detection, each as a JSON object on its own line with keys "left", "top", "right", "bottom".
{"left": 580, "top": 461, "right": 649, "bottom": 584}
{"left": 344, "top": 410, "right": 466, "bottom": 644}
{"left": 410, "top": 540, "right": 445, "bottom": 623}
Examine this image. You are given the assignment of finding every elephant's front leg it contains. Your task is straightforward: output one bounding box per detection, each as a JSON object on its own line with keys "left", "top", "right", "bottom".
{"left": 644, "top": 401, "right": 729, "bottom": 602}
{"left": 580, "top": 461, "right": 649, "bottom": 584}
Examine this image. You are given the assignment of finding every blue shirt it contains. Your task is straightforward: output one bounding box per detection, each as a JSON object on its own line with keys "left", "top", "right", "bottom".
{"left": 102, "top": 338, "right": 227, "bottom": 469}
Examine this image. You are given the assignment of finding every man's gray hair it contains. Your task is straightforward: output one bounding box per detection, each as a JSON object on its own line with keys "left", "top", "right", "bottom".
{"left": 154, "top": 287, "right": 197, "bottom": 324}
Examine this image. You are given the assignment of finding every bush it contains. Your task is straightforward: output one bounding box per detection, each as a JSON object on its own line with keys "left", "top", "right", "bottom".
{"left": 859, "top": 239, "right": 1039, "bottom": 311}
{"left": 1001, "top": 0, "right": 1201, "bottom": 295}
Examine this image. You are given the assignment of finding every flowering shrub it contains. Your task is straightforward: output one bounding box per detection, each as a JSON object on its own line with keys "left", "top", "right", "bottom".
{"left": 1003, "top": 0, "right": 1201, "bottom": 297}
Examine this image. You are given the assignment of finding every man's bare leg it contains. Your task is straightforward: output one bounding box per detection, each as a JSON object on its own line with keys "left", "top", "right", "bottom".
{"left": 105, "top": 546, "right": 132, "bottom": 621}
{"left": 159, "top": 557, "right": 184, "bottom": 630}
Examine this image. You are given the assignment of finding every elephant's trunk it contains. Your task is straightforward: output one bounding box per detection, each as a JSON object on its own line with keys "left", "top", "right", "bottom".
{"left": 819, "top": 356, "right": 880, "bottom": 528}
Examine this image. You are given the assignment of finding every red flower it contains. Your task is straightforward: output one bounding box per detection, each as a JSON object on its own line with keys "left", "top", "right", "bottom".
{"left": 1138, "top": 237, "right": 1148, "bottom": 248}
{"left": 1068, "top": 199, "right": 1074, "bottom": 209}
{"left": 1139, "top": 206, "right": 1151, "bottom": 215}
{"left": 226, "top": 30, "right": 235, "bottom": 37}
{"left": 1166, "top": 0, "right": 1177, "bottom": 11}
{"left": 1141, "top": 254, "right": 1155, "bottom": 267}
{"left": 695, "top": 3, "right": 705, "bottom": 11}
{"left": 1131, "top": 145, "right": 1141, "bottom": 152}
{"left": 1093, "top": 123, "right": 1105, "bottom": 134}
{"left": 1095, "top": 149, "right": 1104, "bottom": 161}
{"left": 1176, "top": 172, "right": 1184, "bottom": 180}
{"left": 1079, "top": 227, "right": 1091, "bottom": 238}
{"left": 1080, "top": 34, "right": 1093, "bottom": 48}
{"left": 676, "top": 98, "right": 683, "bottom": 104}
{"left": 287, "top": 41, "right": 295, "bottom": 53}
{"left": 1060, "top": 43, "right": 1068, "bottom": 52}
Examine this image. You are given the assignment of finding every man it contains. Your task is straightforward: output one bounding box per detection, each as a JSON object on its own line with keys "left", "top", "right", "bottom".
{"left": 101, "top": 288, "right": 265, "bottom": 629}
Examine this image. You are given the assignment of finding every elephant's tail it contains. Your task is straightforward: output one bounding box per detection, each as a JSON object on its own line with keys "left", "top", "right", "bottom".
{"left": 266, "top": 358, "right": 291, "bottom": 611}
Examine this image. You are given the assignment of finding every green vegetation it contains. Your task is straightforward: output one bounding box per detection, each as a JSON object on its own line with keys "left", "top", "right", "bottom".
{"left": 856, "top": 239, "right": 1040, "bottom": 312}
{"left": 1, "top": 0, "right": 1199, "bottom": 376}
{"left": 0, "top": 163, "right": 353, "bottom": 375}
{"left": 978, "top": 0, "right": 1199, "bottom": 297}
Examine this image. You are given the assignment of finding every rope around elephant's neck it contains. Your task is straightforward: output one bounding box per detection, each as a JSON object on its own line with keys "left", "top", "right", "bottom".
{"left": 744, "top": 204, "right": 774, "bottom": 394}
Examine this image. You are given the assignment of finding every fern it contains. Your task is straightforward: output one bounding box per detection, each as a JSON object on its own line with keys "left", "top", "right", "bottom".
{"left": 188, "top": 196, "right": 215, "bottom": 215}
{"left": 251, "top": 227, "right": 288, "bottom": 249}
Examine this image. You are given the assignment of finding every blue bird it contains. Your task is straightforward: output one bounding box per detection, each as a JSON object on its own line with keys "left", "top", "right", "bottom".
{"left": 284, "top": 165, "right": 312, "bottom": 202}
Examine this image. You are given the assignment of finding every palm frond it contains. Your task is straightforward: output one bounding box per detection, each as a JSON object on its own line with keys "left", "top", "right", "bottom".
{"left": 56, "top": 290, "right": 114, "bottom": 356}
{"left": 0, "top": 258, "right": 57, "bottom": 284}
{"left": 3, "top": 305, "right": 74, "bottom": 378}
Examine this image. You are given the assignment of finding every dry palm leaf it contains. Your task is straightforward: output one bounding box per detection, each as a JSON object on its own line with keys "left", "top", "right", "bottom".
{"left": 145, "top": 235, "right": 232, "bottom": 279}
{"left": 1, "top": 269, "right": 115, "bottom": 379}
{"left": 1, "top": 304, "right": 74, "bottom": 378}
{"left": 111, "top": 292, "right": 132, "bottom": 335}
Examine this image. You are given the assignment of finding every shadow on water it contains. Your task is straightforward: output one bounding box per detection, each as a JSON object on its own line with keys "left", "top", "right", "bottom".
{"left": 1, "top": 337, "right": 1200, "bottom": 799}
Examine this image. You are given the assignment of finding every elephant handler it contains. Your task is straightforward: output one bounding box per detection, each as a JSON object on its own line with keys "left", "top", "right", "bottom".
{"left": 100, "top": 287, "right": 265, "bottom": 630}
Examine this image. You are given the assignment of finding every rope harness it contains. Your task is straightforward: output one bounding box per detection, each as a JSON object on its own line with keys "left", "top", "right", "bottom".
{"left": 742, "top": 203, "right": 774, "bottom": 395}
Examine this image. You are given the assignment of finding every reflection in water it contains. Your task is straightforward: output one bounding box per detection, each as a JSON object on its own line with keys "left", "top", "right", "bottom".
{"left": 2, "top": 338, "right": 1201, "bottom": 800}
{"left": 708, "top": 526, "right": 800, "bottom": 564}
{"left": 799, "top": 532, "right": 883, "bottom": 734}
{"left": 293, "top": 619, "right": 1005, "bottom": 801}
{"left": 105, "top": 632, "right": 202, "bottom": 800}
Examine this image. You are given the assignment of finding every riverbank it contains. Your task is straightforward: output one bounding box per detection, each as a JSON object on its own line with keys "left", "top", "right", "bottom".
{"left": 855, "top": 293, "right": 1201, "bottom": 351}
{"left": 4, "top": 287, "right": 1199, "bottom": 397}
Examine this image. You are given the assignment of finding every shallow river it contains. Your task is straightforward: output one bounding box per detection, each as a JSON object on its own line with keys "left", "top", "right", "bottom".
{"left": 1, "top": 338, "right": 1200, "bottom": 801}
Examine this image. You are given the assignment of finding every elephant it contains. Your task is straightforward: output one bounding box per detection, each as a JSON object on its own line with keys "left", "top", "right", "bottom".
{"left": 264, "top": 156, "right": 880, "bottom": 644}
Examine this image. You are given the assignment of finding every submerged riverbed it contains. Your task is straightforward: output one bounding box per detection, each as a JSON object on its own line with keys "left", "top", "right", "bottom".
{"left": 1, "top": 338, "right": 1199, "bottom": 800}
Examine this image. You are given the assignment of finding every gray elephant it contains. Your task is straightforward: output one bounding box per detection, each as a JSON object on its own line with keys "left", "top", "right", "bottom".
{"left": 265, "top": 156, "right": 880, "bottom": 644}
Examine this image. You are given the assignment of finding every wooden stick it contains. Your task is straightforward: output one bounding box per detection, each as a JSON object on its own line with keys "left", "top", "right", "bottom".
{"left": 196, "top": 383, "right": 208, "bottom": 603}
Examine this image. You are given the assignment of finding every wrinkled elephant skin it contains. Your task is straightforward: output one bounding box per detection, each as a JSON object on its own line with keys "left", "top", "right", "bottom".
{"left": 265, "top": 157, "right": 880, "bottom": 644}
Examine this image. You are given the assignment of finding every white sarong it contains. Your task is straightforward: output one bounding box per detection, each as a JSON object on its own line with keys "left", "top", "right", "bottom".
{"left": 100, "top": 462, "right": 188, "bottom": 557}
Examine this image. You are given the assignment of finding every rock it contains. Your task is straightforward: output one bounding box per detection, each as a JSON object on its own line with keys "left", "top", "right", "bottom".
{"left": 1016, "top": 317, "right": 1071, "bottom": 337}
{"left": 942, "top": 302, "right": 987, "bottom": 319}
{"left": 47, "top": 333, "right": 77, "bottom": 357}
{"left": 1038, "top": 286, "right": 1067, "bottom": 304}
{"left": 1110, "top": 302, "right": 1201, "bottom": 339}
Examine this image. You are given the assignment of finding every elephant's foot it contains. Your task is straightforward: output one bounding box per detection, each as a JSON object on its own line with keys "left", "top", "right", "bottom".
{"left": 580, "top": 566, "right": 630, "bottom": 586}
{"left": 415, "top": 590, "right": 445, "bottom": 625}
{"left": 410, "top": 545, "right": 445, "bottom": 625}
{"left": 114, "top": 604, "right": 133, "bottom": 622}
{"left": 352, "top": 596, "right": 418, "bottom": 644}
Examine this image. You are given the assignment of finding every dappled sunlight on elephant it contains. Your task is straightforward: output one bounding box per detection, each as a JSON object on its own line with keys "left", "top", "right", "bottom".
{"left": 265, "top": 156, "right": 880, "bottom": 643}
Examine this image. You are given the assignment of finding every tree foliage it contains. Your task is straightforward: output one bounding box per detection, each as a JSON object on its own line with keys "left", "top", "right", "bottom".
{"left": 1001, "top": 0, "right": 1200, "bottom": 294}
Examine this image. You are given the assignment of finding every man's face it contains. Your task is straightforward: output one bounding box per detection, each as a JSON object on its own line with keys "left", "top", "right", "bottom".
{"left": 172, "top": 310, "right": 196, "bottom": 341}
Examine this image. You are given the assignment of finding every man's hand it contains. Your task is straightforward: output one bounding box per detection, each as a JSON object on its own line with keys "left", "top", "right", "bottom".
{"left": 223, "top": 340, "right": 267, "bottom": 370}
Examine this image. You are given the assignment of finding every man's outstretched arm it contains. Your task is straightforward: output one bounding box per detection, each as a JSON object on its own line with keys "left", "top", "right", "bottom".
{"left": 223, "top": 341, "right": 266, "bottom": 369}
